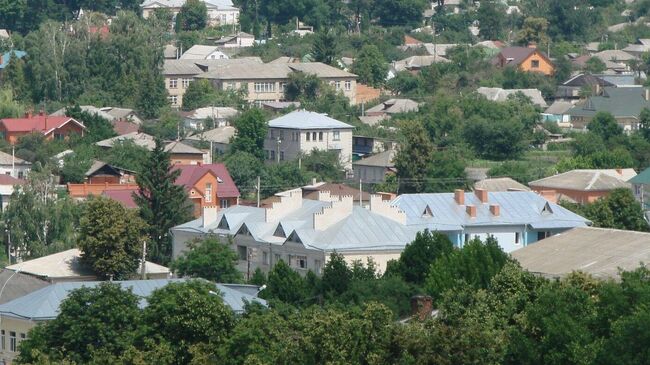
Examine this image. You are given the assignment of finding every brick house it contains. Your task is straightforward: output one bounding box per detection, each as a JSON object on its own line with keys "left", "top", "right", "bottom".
{"left": 0, "top": 112, "right": 85, "bottom": 144}
{"left": 491, "top": 46, "right": 555, "bottom": 76}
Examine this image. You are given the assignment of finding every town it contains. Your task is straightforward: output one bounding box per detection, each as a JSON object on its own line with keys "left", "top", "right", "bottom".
{"left": 0, "top": 0, "right": 649, "bottom": 364}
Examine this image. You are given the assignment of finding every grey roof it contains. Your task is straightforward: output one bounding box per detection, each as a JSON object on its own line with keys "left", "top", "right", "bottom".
{"left": 51, "top": 105, "right": 116, "bottom": 121}
{"left": 477, "top": 87, "right": 548, "bottom": 108}
{"left": 268, "top": 110, "right": 354, "bottom": 130}
{"left": 358, "top": 115, "right": 387, "bottom": 126}
{"left": 142, "top": 0, "right": 236, "bottom": 8}
{"left": 183, "top": 106, "right": 238, "bottom": 120}
{"left": 0, "top": 279, "right": 265, "bottom": 320}
{"left": 474, "top": 178, "right": 530, "bottom": 192}
{"left": 165, "top": 140, "right": 205, "bottom": 154}
{"left": 0, "top": 270, "right": 49, "bottom": 305}
{"left": 529, "top": 169, "right": 636, "bottom": 191}
{"left": 393, "top": 55, "right": 449, "bottom": 72}
{"left": 592, "top": 49, "right": 637, "bottom": 62}
{"left": 366, "top": 99, "right": 419, "bottom": 115}
{"left": 544, "top": 101, "right": 574, "bottom": 115}
{"left": 288, "top": 63, "right": 356, "bottom": 78}
{"left": 353, "top": 149, "right": 396, "bottom": 168}
{"left": 185, "top": 126, "right": 236, "bottom": 144}
{"left": 198, "top": 62, "right": 355, "bottom": 80}
{"left": 0, "top": 150, "right": 28, "bottom": 165}
{"left": 180, "top": 45, "right": 224, "bottom": 60}
{"left": 567, "top": 87, "right": 650, "bottom": 118}
{"left": 392, "top": 191, "right": 589, "bottom": 230}
{"left": 96, "top": 132, "right": 203, "bottom": 154}
{"left": 511, "top": 227, "right": 650, "bottom": 280}
{"left": 162, "top": 60, "right": 204, "bottom": 75}
{"left": 164, "top": 44, "right": 178, "bottom": 59}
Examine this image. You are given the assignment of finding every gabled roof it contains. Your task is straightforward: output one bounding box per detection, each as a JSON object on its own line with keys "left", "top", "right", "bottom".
{"left": 173, "top": 163, "right": 240, "bottom": 198}
{"left": 0, "top": 115, "right": 85, "bottom": 134}
{"left": 562, "top": 73, "right": 615, "bottom": 87}
{"left": 197, "top": 62, "right": 356, "bottom": 80}
{"left": 474, "top": 177, "right": 530, "bottom": 192}
{"left": 353, "top": 149, "right": 396, "bottom": 168}
{"left": 529, "top": 169, "right": 636, "bottom": 191}
{"left": 96, "top": 133, "right": 201, "bottom": 154}
{"left": 112, "top": 120, "right": 139, "bottom": 135}
{"left": 0, "top": 278, "right": 265, "bottom": 319}
{"left": 592, "top": 49, "right": 636, "bottom": 62}
{"left": 476, "top": 87, "right": 547, "bottom": 108}
{"left": 180, "top": 45, "right": 225, "bottom": 60}
{"left": 0, "top": 270, "right": 49, "bottom": 305}
{"left": 182, "top": 106, "right": 238, "bottom": 120}
{"left": 491, "top": 47, "right": 549, "bottom": 66}
{"left": 544, "top": 101, "right": 574, "bottom": 115}
{"left": 85, "top": 161, "right": 135, "bottom": 177}
{"left": 511, "top": 227, "right": 650, "bottom": 280}
{"left": 629, "top": 167, "right": 650, "bottom": 184}
{"left": 268, "top": 110, "right": 354, "bottom": 130}
{"left": 162, "top": 60, "right": 204, "bottom": 75}
{"left": 0, "top": 150, "right": 28, "bottom": 165}
{"left": 567, "top": 87, "right": 650, "bottom": 118}
{"left": 0, "top": 50, "right": 26, "bottom": 69}
{"left": 393, "top": 55, "right": 449, "bottom": 72}
{"left": 366, "top": 99, "right": 419, "bottom": 115}
{"left": 185, "top": 126, "right": 236, "bottom": 144}
{"left": 165, "top": 141, "right": 205, "bottom": 155}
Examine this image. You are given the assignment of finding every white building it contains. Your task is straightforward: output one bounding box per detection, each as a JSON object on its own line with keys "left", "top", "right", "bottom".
{"left": 180, "top": 45, "right": 229, "bottom": 60}
{"left": 263, "top": 110, "right": 354, "bottom": 170}
{"left": 142, "top": 0, "right": 240, "bottom": 26}
{"left": 0, "top": 151, "right": 30, "bottom": 179}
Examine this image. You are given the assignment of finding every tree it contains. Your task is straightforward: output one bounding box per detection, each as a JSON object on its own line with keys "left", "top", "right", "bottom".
{"left": 640, "top": 107, "right": 650, "bottom": 141}
{"left": 388, "top": 230, "right": 454, "bottom": 285}
{"left": 351, "top": 45, "right": 388, "bottom": 87}
{"left": 171, "top": 235, "right": 243, "bottom": 282}
{"left": 394, "top": 120, "right": 435, "bottom": 193}
{"left": 182, "top": 79, "right": 246, "bottom": 111}
{"left": 78, "top": 197, "right": 146, "bottom": 280}
{"left": 477, "top": 0, "right": 506, "bottom": 40}
{"left": 585, "top": 56, "right": 607, "bottom": 74}
{"left": 224, "top": 151, "right": 264, "bottom": 192}
{"left": 135, "top": 69, "right": 167, "bottom": 119}
{"left": 0, "top": 87, "right": 24, "bottom": 118}
{"left": 105, "top": 139, "right": 151, "bottom": 173}
{"left": 60, "top": 144, "right": 96, "bottom": 184}
{"left": 561, "top": 189, "right": 649, "bottom": 231}
{"left": 134, "top": 138, "right": 193, "bottom": 264}
{"left": 230, "top": 108, "right": 268, "bottom": 160}
{"left": 312, "top": 31, "right": 338, "bottom": 65}
{"left": 517, "top": 17, "right": 549, "bottom": 46}
{"left": 321, "top": 252, "right": 352, "bottom": 296}
{"left": 17, "top": 283, "right": 142, "bottom": 364}
{"left": 284, "top": 72, "right": 322, "bottom": 101}
{"left": 375, "top": 0, "right": 425, "bottom": 27}
{"left": 463, "top": 115, "right": 528, "bottom": 160}
{"left": 143, "top": 280, "right": 235, "bottom": 364}
{"left": 587, "top": 112, "right": 623, "bottom": 141}
{"left": 175, "top": 0, "right": 208, "bottom": 31}
{"left": 264, "top": 260, "right": 307, "bottom": 304}
{"left": 300, "top": 149, "right": 343, "bottom": 181}
{"left": 65, "top": 105, "right": 117, "bottom": 143}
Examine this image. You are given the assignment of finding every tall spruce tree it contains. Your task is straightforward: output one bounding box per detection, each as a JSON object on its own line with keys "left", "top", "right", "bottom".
{"left": 134, "top": 138, "right": 192, "bottom": 264}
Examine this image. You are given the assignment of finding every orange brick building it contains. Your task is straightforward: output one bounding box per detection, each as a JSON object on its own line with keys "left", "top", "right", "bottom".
{"left": 491, "top": 46, "right": 555, "bottom": 76}
{"left": 0, "top": 112, "right": 85, "bottom": 144}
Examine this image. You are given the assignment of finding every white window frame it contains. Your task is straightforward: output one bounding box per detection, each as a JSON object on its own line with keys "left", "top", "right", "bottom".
{"left": 9, "top": 332, "right": 15, "bottom": 352}
{"left": 220, "top": 198, "right": 229, "bottom": 208}
{"left": 345, "top": 80, "right": 351, "bottom": 91}
{"left": 182, "top": 78, "right": 191, "bottom": 88}
{"left": 296, "top": 255, "right": 307, "bottom": 269}
{"left": 254, "top": 82, "right": 275, "bottom": 93}
{"left": 333, "top": 131, "right": 340, "bottom": 141}
{"left": 169, "top": 78, "right": 178, "bottom": 89}
{"left": 205, "top": 183, "right": 212, "bottom": 203}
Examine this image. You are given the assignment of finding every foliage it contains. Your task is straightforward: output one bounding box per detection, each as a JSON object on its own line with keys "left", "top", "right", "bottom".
{"left": 585, "top": 57, "right": 607, "bottom": 74}
{"left": 0, "top": 88, "right": 24, "bottom": 118}
{"left": 394, "top": 120, "right": 435, "bottom": 193}
{"left": 299, "top": 149, "right": 343, "bottom": 181}
{"left": 312, "top": 31, "right": 338, "bottom": 65}
{"left": 65, "top": 105, "right": 117, "bottom": 144}
{"left": 230, "top": 109, "right": 268, "bottom": 160}
{"left": 587, "top": 112, "right": 623, "bottom": 142}
{"left": 264, "top": 259, "right": 308, "bottom": 304}
{"left": 134, "top": 138, "right": 193, "bottom": 264}
{"left": 351, "top": 44, "right": 388, "bottom": 87}
{"left": 387, "top": 230, "right": 454, "bottom": 285}
{"left": 171, "top": 235, "right": 243, "bottom": 283}
{"left": 477, "top": 0, "right": 507, "bottom": 40}
{"left": 175, "top": 0, "right": 208, "bottom": 32}
{"left": 104, "top": 139, "right": 151, "bottom": 173}
{"left": 182, "top": 79, "right": 247, "bottom": 111}
{"left": 375, "top": 0, "right": 426, "bottom": 27}
{"left": 284, "top": 72, "right": 322, "bottom": 101}
{"left": 59, "top": 144, "right": 96, "bottom": 184}
{"left": 561, "top": 189, "right": 649, "bottom": 232}
{"left": 78, "top": 197, "right": 146, "bottom": 280}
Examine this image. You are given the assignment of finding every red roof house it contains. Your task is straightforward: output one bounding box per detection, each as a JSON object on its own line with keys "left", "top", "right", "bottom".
{"left": 173, "top": 163, "right": 240, "bottom": 216}
{"left": 0, "top": 112, "right": 85, "bottom": 144}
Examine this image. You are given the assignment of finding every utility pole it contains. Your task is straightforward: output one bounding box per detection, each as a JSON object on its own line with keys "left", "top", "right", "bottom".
{"left": 276, "top": 137, "right": 281, "bottom": 163}
{"left": 359, "top": 178, "right": 362, "bottom": 205}
{"left": 11, "top": 145, "right": 15, "bottom": 178}
{"left": 256, "top": 176, "right": 261, "bottom": 207}
{"left": 141, "top": 240, "right": 147, "bottom": 280}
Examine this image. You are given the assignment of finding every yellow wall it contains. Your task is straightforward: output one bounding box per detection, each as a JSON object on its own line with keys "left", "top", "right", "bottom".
{"left": 519, "top": 51, "right": 554, "bottom": 76}
{"left": 0, "top": 316, "right": 36, "bottom": 364}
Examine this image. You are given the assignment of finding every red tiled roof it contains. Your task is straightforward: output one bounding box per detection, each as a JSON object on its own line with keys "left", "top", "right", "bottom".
{"left": 0, "top": 116, "right": 84, "bottom": 133}
{"left": 173, "top": 163, "right": 240, "bottom": 198}
{"left": 102, "top": 188, "right": 138, "bottom": 209}
{"left": 112, "top": 120, "right": 139, "bottom": 136}
{"left": 0, "top": 175, "right": 25, "bottom": 185}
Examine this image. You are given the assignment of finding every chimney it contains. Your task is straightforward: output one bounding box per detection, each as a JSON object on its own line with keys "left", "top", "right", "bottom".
{"left": 527, "top": 42, "right": 537, "bottom": 49}
{"left": 475, "top": 188, "right": 488, "bottom": 204}
{"left": 39, "top": 109, "right": 45, "bottom": 117}
{"left": 466, "top": 205, "right": 477, "bottom": 218}
{"left": 410, "top": 295, "right": 433, "bottom": 321}
{"left": 595, "top": 83, "right": 601, "bottom": 96}
{"left": 202, "top": 206, "right": 218, "bottom": 227}
{"left": 24, "top": 111, "right": 32, "bottom": 118}
{"left": 616, "top": 168, "right": 623, "bottom": 175}
{"left": 312, "top": 177, "right": 317, "bottom": 185}
{"left": 489, "top": 204, "right": 500, "bottom": 217}
{"left": 454, "top": 189, "right": 465, "bottom": 205}
{"left": 645, "top": 89, "right": 650, "bottom": 101}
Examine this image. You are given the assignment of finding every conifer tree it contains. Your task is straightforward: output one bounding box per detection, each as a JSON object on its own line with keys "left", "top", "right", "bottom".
{"left": 134, "top": 138, "right": 192, "bottom": 264}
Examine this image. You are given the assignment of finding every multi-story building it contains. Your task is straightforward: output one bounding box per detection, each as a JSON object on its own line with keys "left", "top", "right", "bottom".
{"left": 142, "top": 0, "right": 240, "bottom": 26}
{"left": 263, "top": 110, "right": 354, "bottom": 170}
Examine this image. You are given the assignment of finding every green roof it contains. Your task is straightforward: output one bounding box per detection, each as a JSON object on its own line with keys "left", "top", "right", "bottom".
{"left": 629, "top": 167, "right": 650, "bottom": 184}
{"left": 567, "top": 87, "right": 650, "bottom": 118}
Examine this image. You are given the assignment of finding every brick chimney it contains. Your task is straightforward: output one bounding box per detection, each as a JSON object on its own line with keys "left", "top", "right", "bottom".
{"left": 410, "top": 295, "right": 433, "bottom": 321}
{"left": 645, "top": 88, "right": 650, "bottom": 101}
{"left": 466, "top": 205, "right": 477, "bottom": 218}
{"left": 24, "top": 111, "right": 32, "bottom": 118}
{"left": 454, "top": 189, "right": 465, "bottom": 205}
{"left": 489, "top": 204, "right": 500, "bottom": 217}
{"left": 475, "top": 188, "right": 488, "bottom": 204}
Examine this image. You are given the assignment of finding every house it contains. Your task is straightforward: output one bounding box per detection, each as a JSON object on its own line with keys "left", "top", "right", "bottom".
{"left": 566, "top": 87, "right": 650, "bottom": 131}
{"left": 0, "top": 51, "right": 26, "bottom": 72}
{"left": 474, "top": 177, "right": 530, "bottom": 192}
{"left": 100, "top": 107, "right": 142, "bottom": 125}
{"left": 260, "top": 101, "right": 301, "bottom": 113}
{"left": 164, "top": 44, "right": 179, "bottom": 59}
{"left": 542, "top": 101, "right": 573, "bottom": 125}
{"left": 528, "top": 169, "right": 637, "bottom": 204}
{"left": 181, "top": 106, "right": 238, "bottom": 130}
{"left": 96, "top": 132, "right": 208, "bottom": 165}
{"left": 622, "top": 42, "right": 650, "bottom": 58}
{"left": 171, "top": 189, "right": 589, "bottom": 277}
{"left": 0, "top": 270, "right": 49, "bottom": 305}
{"left": 0, "top": 30, "right": 9, "bottom": 39}
{"left": 141, "top": 0, "right": 240, "bottom": 26}
{"left": 491, "top": 46, "right": 554, "bottom": 76}
{"left": 4, "top": 249, "right": 170, "bottom": 283}
{"left": 0, "top": 279, "right": 265, "bottom": 364}
{"left": 365, "top": 99, "right": 419, "bottom": 118}
{"left": 352, "top": 149, "right": 397, "bottom": 183}
{"left": 196, "top": 62, "right": 358, "bottom": 105}
{"left": 162, "top": 60, "right": 204, "bottom": 107}
{"left": 0, "top": 151, "right": 30, "bottom": 179}
{"left": 301, "top": 181, "right": 371, "bottom": 204}
{"left": 0, "top": 175, "right": 24, "bottom": 211}
{"left": 476, "top": 87, "right": 548, "bottom": 108}
{"left": 51, "top": 105, "right": 142, "bottom": 133}
{"left": 180, "top": 45, "right": 229, "bottom": 60}
{"left": 214, "top": 32, "right": 255, "bottom": 48}
{"left": 292, "top": 20, "right": 314, "bottom": 37}
{"left": 390, "top": 55, "right": 449, "bottom": 76}
{"left": 183, "top": 126, "right": 236, "bottom": 155}
{"left": 511, "top": 227, "right": 650, "bottom": 280}
{"left": 85, "top": 161, "right": 135, "bottom": 184}
{"left": 592, "top": 49, "right": 636, "bottom": 65}
{"left": 555, "top": 73, "right": 616, "bottom": 100}
{"left": 173, "top": 163, "right": 241, "bottom": 215}
{"left": 263, "top": 110, "right": 354, "bottom": 170}
{"left": 0, "top": 112, "right": 85, "bottom": 144}
{"left": 352, "top": 135, "right": 397, "bottom": 157}
{"left": 629, "top": 167, "right": 650, "bottom": 211}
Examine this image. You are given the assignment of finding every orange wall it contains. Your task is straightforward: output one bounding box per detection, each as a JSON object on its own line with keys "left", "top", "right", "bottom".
{"left": 1, "top": 124, "right": 84, "bottom": 144}
{"left": 67, "top": 183, "right": 139, "bottom": 198}
{"left": 531, "top": 187, "right": 610, "bottom": 204}
{"left": 170, "top": 154, "right": 204, "bottom": 166}
{"left": 520, "top": 52, "right": 554, "bottom": 76}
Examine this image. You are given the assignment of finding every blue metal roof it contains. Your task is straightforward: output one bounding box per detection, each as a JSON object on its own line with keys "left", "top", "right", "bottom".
{"left": 0, "top": 279, "right": 266, "bottom": 320}
{"left": 0, "top": 51, "right": 26, "bottom": 69}
{"left": 268, "top": 110, "right": 354, "bottom": 130}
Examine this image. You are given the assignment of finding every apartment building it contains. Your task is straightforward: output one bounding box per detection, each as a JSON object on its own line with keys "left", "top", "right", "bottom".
{"left": 142, "top": 0, "right": 240, "bottom": 26}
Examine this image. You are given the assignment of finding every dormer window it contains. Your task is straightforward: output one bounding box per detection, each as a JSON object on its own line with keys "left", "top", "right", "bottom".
{"left": 541, "top": 202, "right": 553, "bottom": 215}
{"left": 274, "top": 224, "right": 286, "bottom": 238}
{"left": 217, "top": 216, "right": 229, "bottom": 230}
{"left": 422, "top": 205, "right": 433, "bottom": 218}
{"left": 237, "top": 224, "right": 250, "bottom": 236}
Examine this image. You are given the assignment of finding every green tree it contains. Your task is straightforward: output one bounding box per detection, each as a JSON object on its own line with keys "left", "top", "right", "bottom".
{"left": 321, "top": 252, "right": 352, "bottom": 296}
{"left": 517, "top": 17, "right": 549, "bottom": 46}
{"left": 640, "top": 107, "right": 650, "bottom": 141}
{"left": 312, "top": 31, "right": 338, "bottom": 65}
{"left": 0, "top": 88, "right": 24, "bottom": 118}
{"left": 300, "top": 149, "right": 343, "bottom": 181}
{"left": 78, "top": 197, "right": 146, "bottom": 280}
{"left": 104, "top": 139, "right": 151, "bottom": 173}
{"left": 585, "top": 57, "right": 607, "bottom": 74}
{"left": 65, "top": 105, "right": 117, "bottom": 143}
{"left": 143, "top": 280, "right": 236, "bottom": 364}
{"left": 587, "top": 112, "right": 623, "bottom": 141}
{"left": 351, "top": 44, "right": 388, "bottom": 87}
{"left": 134, "top": 138, "right": 193, "bottom": 264}
{"left": 284, "top": 72, "right": 322, "bottom": 101}
{"left": 477, "top": 0, "right": 506, "bottom": 40}
{"left": 264, "top": 259, "right": 307, "bottom": 304}
{"left": 394, "top": 120, "right": 435, "bottom": 193}
{"left": 175, "top": 0, "right": 208, "bottom": 31}
{"left": 60, "top": 144, "right": 96, "bottom": 184}
{"left": 182, "top": 79, "right": 246, "bottom": 111}
{"left": 17, "top": 283, "right": 142, "bottom": 364}
{"left": 135, "top": 69, "right": 167, "bottom": 119}
{"left": 230, "top": 108, "right": 268, "bottom": 160}
{"left": 223, "top": 151, "right": 264, "bottom": 193}
{"left": 375, "top": 0, "right": 425, "bottom": 27}
{"left": 171, "top": 235, "right": 243, "bottom": 282}
{"left": 388, "top": 230, "right": 454, "bottom": 285}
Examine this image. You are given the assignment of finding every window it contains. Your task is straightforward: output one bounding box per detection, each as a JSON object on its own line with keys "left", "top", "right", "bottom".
{"left": 333, "top": 131, "right": 340, "bottom": 141}
{"left": 225, "top": 82, "right": 236, "bottom": 90}
{"left": 315, "top": 259, "right": 322, "bottom": 274}
{"left": 17, "top": 171, "right": 23, "bottom": 179}
{"left": 270, "top": 130, "right": 275, "bottom": 139}
{"left": 204, "top": 183, "right": 212, "bottom": 203}
{"left": 280, "top": 151, "right": 284, "bottom": 161}
{"left": 335, "top": 81, "right": 341, "bottom": 90}
{"left": 262, "top": 251, "right": 269, "bottom": 265}
{"left": 292, "top": 132, "right": 299, "bottom": 141}
{"left": 182, "top": 78, "right": 191, "bottom": 88}
{"left": 280, "top": 82, "right": 287, "bottom": 92}
{"left": 237, "top": 245, "right": 248, "bottom": 260}
{"left": 464, "top": 233, "right": 470, "bottom": 243}
{"left": 9, "top": 331, "right": 15, "bottom": 352}
{"left": 254, "top": 82, "right": 275, "bottom": 93}
{"left": 537, "top": 231, "right": 551, "bottom": 240}
{"left": 279, "top": 130, "right": 284, "bottom": 141}
{"left": 345, "top": 80, "right": 352, "bottom": 91}
{"left": 296, "top": 255, "right": 307, "bottom": 269}
{"left": 270, "top": 150, "right": 275, "bottom": 160}
{"left": 19, "top": 333, "right": 25, "bottom": 343}
{"left": 515, "top": 232, "right": 521, "bottom": 245}
{"left": 274, "top": 254, "right": 282, "bottom": 263}
{"left": 220, "top": 199, "right": 229, "bottom": 209}
{"left": 1, "top": 330, "right": 5, "bottom": 350}
{"left": 306, "top": 132, "right": 310, "bottom": 141}
{"left": 318, "top": 132, "right": 323, "bottom": 141}
{"left": 168, "top": 96, "right": 178, "bottom": 105}
{"left": 54, "top": 133, "right": 65, "bottom": 140}
{"left": 531, "top": 60, "right": 540, "bottom": 68}
{"left": 169, "top": 78, "right": 178, "bottom": 88}
{"left": 312, "top": 132, "right": 317, "bottom": 141}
